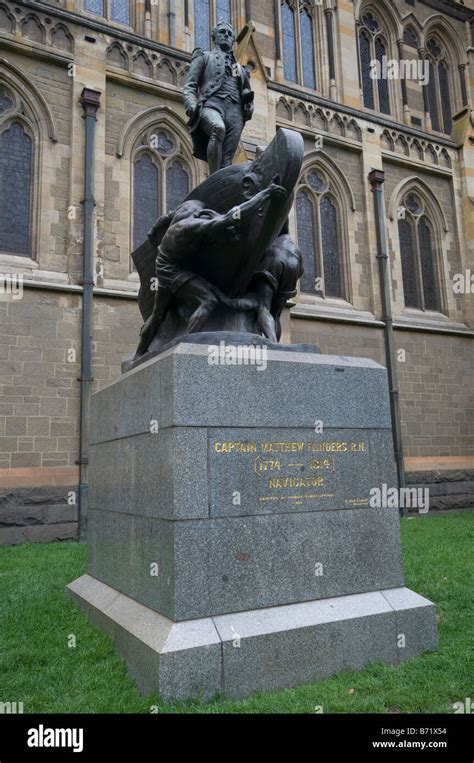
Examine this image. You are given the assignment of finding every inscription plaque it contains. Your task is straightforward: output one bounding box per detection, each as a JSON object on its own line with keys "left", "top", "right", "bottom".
{"left": 209, "top": 428, "right": 396, "bottom": 516}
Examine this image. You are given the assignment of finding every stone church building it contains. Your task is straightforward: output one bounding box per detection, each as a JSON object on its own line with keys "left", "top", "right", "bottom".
{"left": 0, "top": 0, "right": 473, "bottom": 543}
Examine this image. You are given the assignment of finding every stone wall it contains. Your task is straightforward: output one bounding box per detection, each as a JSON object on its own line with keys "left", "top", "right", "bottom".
{"left": 291, "top": 319, "right": 473, "bottom": 458}
{"left": 0, "top": 288, "right": 141, "bottom": 471}
{"left": 0, "top": 485, "right": 78, "bottom": 546}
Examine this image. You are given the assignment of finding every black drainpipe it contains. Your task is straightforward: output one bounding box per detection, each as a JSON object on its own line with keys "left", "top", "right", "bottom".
{"left": 168, "top": 0, "right": 176, "bottom": 48}
{"left": 78, "top": 88, "right": 101, "bottom": 542}
{"left": 368, "top": 169, "right": 406, "bottom": 512}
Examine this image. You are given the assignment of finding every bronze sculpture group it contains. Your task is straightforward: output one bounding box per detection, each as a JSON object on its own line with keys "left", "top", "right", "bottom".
{"left": 130, "top": 21, "right": 304, "bottom": 366}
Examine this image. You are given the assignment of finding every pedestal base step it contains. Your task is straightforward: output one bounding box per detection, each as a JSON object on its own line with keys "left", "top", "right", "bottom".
{"left": 67, "top": 575, "right": 437, "bottom": 701}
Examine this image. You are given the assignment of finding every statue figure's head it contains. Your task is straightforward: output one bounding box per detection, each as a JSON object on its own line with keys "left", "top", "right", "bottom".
{"left": 171, "top": 200, "right": 205, "bottom": 223}
{"left": 212, "top": 21, "right": 235, "bottom": 52}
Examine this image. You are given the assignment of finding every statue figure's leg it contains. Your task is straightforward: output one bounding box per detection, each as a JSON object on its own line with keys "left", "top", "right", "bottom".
{"left": 176, "top": 276, "right": 219, "bottom": 334}
{"left": 253, "top": 235, "right": 303, "bottom": 344}
{"left": 221, "top": 105, "right": 244, "bottom": 168}
{"left": 200, "top": 108, "right": 225, "bottom": 175}
{"left": 255, "top": 280, "right": 278, "bottom": 343}
{"left": 269, "top": 294, "right": 287, "bottom": 343}
{"left": 135, "top": 285, "right": 172, "bottom": 357}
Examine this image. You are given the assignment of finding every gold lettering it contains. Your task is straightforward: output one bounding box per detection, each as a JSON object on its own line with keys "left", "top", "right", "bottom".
{"left": 268, "top": 476, "right": 324, "bottom": 489}
{"left": 214, "top": 442, "right": 257, "bottom": 453}
{"left": 261, "top": 442, "right": 305, "bottom": 453}
{"left": 309, "top": 459, "right": 332, "bottom": 470}
{"left": 307, "top": 441, "right": 348, "bottom": 452}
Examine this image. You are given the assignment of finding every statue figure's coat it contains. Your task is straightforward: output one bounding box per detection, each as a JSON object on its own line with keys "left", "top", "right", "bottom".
{"left": 183, "top": 46, "right": 254, "bottom": 162}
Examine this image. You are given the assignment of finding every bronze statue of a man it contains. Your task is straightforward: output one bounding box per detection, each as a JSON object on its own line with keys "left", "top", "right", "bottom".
{"left": 183, "top": 21, "right": 254, "bottom": 174}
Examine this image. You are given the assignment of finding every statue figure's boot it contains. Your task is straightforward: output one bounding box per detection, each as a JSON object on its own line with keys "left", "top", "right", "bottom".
{"left": 207, "top": 134, "right": 223, "bottom": 175}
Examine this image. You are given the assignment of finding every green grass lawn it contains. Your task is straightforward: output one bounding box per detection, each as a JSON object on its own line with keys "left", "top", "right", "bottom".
{"left": 1, "top": 512, "right": 472, "bottom": 714}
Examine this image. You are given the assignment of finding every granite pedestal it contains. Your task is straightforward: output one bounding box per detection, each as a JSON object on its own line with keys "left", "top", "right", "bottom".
{"left": 68, "top": 342, "right": 437, "bottom": 700}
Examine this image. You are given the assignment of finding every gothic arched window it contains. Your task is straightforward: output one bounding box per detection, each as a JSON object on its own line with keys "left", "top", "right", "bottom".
{"left": 300, "top": 6, "right": 316, "bottom": 89}
{"left": 403, "top": 26, "right": 418, "bottom": 49}
{"left": 398, "top": 193, "right": 441, "bottom": 312}
{"left": 426, "top": 36, "right": 453, "bottom": 135}
{"left": 84, "top": 0, "right": 130, "bottom": 25}
{"left": 84, "top": 0, "right": 103, "bottom": 14}
{"left": 282, "top": 2, "right": 297, "bottom": 82}
{"left": 216, "top": 0, "right": 231, "bottom": 24}
{"left": 296, "top": 168, "right": 344, "bottom": 299}
{"left": 0, "top": 84, "right": 33, "bottom": 257}
{"left": 194, "top": 0, "right": 231, "bottom": 50}
{"left": 166, "top": 159, "right": 190, "bottom": 212}
{"left": 133, "top": 154, "right": 159, "bottom": 252}
{"left": 358, "top": 11, "right": 391, "bottom": 115}
{"left": 281, "top": 1, "right": 317, "bottom": 89}
{"left": 0, "top": 121, "right": 33, "bottom": 256}
{"left": 132, "top": 127, "right": 190, "bottom": 250}
{"left": 111, "top": 0, "right": 130, "bottom": 25}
